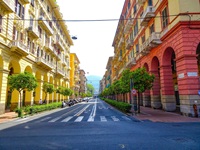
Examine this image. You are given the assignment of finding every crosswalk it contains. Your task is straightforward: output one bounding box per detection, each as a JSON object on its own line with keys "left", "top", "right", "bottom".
{"left": 35, "top": 115, "right": 132, "bottom": 123}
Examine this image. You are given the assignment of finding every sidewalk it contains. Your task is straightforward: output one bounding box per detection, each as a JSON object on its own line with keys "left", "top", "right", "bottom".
{"left": 132, "top": 106, "right": 200, "bottom": 123}
{"left": 1, "top": 106, "right": 200, "bottom": 124}
{"left": 0, "top": 112, "right": 18, "bottom": 124}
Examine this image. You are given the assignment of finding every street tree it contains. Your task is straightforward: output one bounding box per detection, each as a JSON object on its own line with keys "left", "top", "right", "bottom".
{"left": 131, "top": 67, "right": 155, "bottom": 113}
{"left": 120, "top": 69, "right": 132, "bottom": 101}
{"left": 87, "top": 83, "right": 95, "bottom": 95}
{"left": 8, "top": 71, "right": 38, "bottom": 108}
{"left": 42, "top": 82, "right": 54, "bottom": 103}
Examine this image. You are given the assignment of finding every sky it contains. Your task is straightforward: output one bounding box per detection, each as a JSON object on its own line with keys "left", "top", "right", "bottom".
{"left": 57, "top": 0, "right": 125, "bottom": 77}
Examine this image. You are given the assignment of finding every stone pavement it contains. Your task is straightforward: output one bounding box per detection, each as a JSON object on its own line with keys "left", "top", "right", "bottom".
{"left": 132, "top": 106, "right": 200, "bottom": 123}
{"left": 1, "top": 106, "right": 200, "bottom": 124}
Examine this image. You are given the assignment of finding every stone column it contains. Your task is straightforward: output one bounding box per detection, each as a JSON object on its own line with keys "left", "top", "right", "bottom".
{"left": 176, "top": 54, "right": 200, "bottom": 117}
{"left": 0, "top": 69, "right": 9, "bottom": 114}
{"left": 150, "top": 70, "right": 162, "bottom": 109}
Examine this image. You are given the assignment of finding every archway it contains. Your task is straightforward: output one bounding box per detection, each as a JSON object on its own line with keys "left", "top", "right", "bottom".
{"left": 23, "top": 66, "right": 33, "bottom": 106}
{"left": 7, "top": 60, "right": 21, "bottom": 111}
{"left": 196, "top": 43, "right": 200, "bottom": 76}
{"left": 161, "top": 47, "right": 176, "bottom": 111}
{"left": 151, "top": 56, "right": 162, "bottom": 109}
{"left": 142, "top": 63, "right": 151, "bottom": 107}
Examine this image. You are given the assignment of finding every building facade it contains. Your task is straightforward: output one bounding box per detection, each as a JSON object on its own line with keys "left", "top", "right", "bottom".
{"left": 79, "top": 69, "right": 87, "bottom": 94}
{"left": 0, "top": 0, "right": 73, "bottom": 114}
{"left": 70, "top": 53, "right": 80, "bottom": 98}
{"left": 111, "top": 0, "right": 200, "bottom": 117}
{"left": 105, "top": 57, "right": 113, "bottom": 89}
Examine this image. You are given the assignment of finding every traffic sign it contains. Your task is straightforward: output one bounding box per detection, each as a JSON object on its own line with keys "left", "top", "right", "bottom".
{"left": 131, "top": 89, "right": 137, "bottom": 95}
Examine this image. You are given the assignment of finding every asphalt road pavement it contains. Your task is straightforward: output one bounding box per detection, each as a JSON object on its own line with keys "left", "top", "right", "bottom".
{"left": 0, "top": 98, "right": 200, "bottom": 150}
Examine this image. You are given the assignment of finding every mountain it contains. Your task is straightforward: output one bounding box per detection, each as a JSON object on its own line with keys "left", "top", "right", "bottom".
{"left": 86, "top": 75, "right": 102, "bottom": 94}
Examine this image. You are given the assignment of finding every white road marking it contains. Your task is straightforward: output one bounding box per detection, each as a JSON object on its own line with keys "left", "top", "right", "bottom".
{"left": 48, "top": 117, "right": 62, "bottom": 122}
{"left": 61, "top": 116, "right": 73, "bottom": 122}
{"left": 36, "top": 117, "right": 51, "bottom": 123}
{"left": 111, "top": 116, "right": 120, "bottom": 121}
{"left": 100, "top": 116, "right": 107, "bottom": 122}
{"left": 74, "top": 105, "right": 90, "bottom": 116}
{"left": 74, "top": 116, "right": 84, "bottom": 122}
{"left": 87, "top": 116, "right": 94, "bottom": 122}
{"left": 122, "top": 116, "right": 131, "bottom": 121}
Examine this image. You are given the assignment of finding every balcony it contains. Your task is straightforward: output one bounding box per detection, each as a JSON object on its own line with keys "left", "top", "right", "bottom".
{"left": 0, "top": 0, "right": 15, "bottom": 13}
{"left": 10, "top": 41, "right": 29, "bottom": 56}
{"left": 140, "top": 32, "right": 162, "bottom": 55}
{"left": 56, "top": 68, "right": 65, "bottom": 77}
{"left": 55, "top": 40, "right": 65, "bottom": 51}
{"left": 20, "top": 0, "right": 30, "bottom": 4}
{"left": 119, "top": 67, "right": 124, "bottom": 75}
{"left": 38, "top": 16, "right": 54, "bottom": 35}
{"left": 36, "top": 57, "right": 52, "bottom": 70}
{"left": 124, "top": 19, "right": 134, "bottom": 34}
{"left": 126, "top": 39, "right": 134, "bottom": 49}
{"left": 126, "top": 57, "right": 136, "bottom": 69}
{"left": 64, "top": 74, "right": 70, "bottom": 81}
{"left": 44, "top": 42, "right": 54, "bottom": 53}
{"left": 140, "top": 6, "right": 155, "bottom": 26}
{"left": 137, "top": 0, "right": 146, "bottom": 5}
{"left": 27, "top": 26, "right": 39, "bottom": 39}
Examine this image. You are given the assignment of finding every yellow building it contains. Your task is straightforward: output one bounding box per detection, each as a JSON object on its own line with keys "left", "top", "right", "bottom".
{"left": 70, "top": 53, "right": 80, "bottom": 98}
{"left": 0, "top": 0, "right": 73, "bottom": 114}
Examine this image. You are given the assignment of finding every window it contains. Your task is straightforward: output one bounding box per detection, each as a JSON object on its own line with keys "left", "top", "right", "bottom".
{"left": 142, "top": 35, "right": 145, "bottom": 44}
{"left": 120, "top": 50, "right": 122, "bottom": 56}
{"left": 20, "top": 32, "right": 23, "bottom": 42}
{"left": 0, "top": 15, "right": 2, "bottom": 33}
{"left": 131, "top": 49, "right": 134, "bottom": 58}
{"left": 128, "top": 1, "right": 131, "bottom": 10}
{"left": 134, "top": 21, "right": 138, "bottom": 36}
{"left": 136, "top": 44, "right": 139, "bottom": 53}
{"left": 134, "top": 5, "right": 137, "bottom": 15}
{"left": 13, "top": 26, "right": 16, "bottom": 40}
{"left": 15, "top": 0, "right": 24, "bottom": 19}
{"left": 47, "top": 6, "right": 50, "bottom": 12}
{"left": 149, "top": 23, "right": 154, "bottom": 34}
{"left": 38, "top": 26, "right": 42, "bottom": 38}
{"left": 31, "top": 0, "right": 34, "bottom": 7}
{"left": 148, "top": 0, "right": 153, "bottom": 6}
{"left": 30, "top": 16, "right": 33, "bottom": 27}
{"left": 162, "top": 7, "right": 168, "bottom": 28}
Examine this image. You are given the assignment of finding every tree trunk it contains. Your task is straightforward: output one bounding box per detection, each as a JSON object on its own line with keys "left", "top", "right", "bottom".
{"left": 19, "top": 91, "right": 22, "bottom": 108}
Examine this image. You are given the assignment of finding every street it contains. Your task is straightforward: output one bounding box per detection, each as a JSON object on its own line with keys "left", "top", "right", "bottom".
{"left": 0, "top": 98, "right": 200, "bottom": 150}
